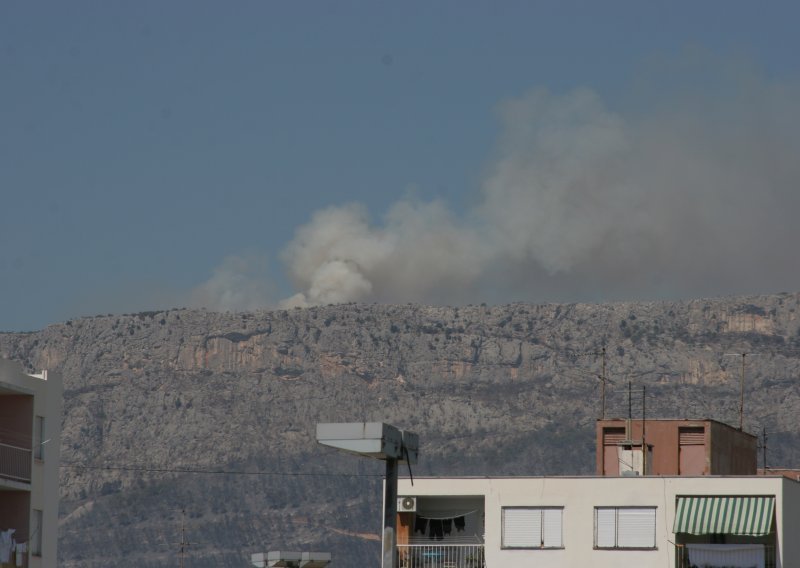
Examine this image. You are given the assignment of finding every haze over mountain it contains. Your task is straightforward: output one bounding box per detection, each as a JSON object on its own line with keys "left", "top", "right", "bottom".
{"left": 3, "top": 293, "right": 800, "bottom": 566}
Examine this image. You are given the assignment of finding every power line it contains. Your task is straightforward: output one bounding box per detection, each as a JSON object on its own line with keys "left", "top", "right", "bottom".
{"left": 60, "top": 463, "right": 384, "bottom": 478}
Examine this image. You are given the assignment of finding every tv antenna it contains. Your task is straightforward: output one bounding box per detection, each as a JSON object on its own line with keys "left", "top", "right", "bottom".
{"left": 174, "top": 509, "right": 205, "bottom": 568}
{"left": 723, "top": 353, "right": 756, "bottom": 430}
{"left": 599, "top": 346, "right": 607, "bottom": 420}
{"left": 570, "top": 346, "right": 612, "bottom": 419}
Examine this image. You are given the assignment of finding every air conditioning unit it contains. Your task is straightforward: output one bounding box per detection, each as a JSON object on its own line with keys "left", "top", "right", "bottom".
{"left": 397, "top": 496, "right": 416, "bottom": 512}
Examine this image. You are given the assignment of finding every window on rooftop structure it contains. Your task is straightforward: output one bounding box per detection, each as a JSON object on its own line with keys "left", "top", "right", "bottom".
{"left": 602, "top": 427, "right": 626, "bottom": 475}
{"left": 679, "top": 426, "right": 705, "bottom": 475}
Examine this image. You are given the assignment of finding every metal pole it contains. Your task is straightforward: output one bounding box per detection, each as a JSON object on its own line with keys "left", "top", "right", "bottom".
{"left": 601, "top": 347, "right": 606, "bottom": 420}
{"left": 383, "top": 458, "right": 398, "bottom": 568}
{"left": 642, "top": 385, "right": 646, "bottom": 476}
{"left": 180, "top": 509, "right": 185, "bottom": 568}
{"left": 739, "top": 353, "right": 746, "bottom": 430}
{"left": 628, "top": 380, "right": 632, "bottom": 420}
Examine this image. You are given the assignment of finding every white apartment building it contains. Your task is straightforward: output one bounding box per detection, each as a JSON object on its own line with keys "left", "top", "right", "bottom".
{"left": 394, "top": 474, "right": 800, "bottom": 568}
{"left": 389, "top": 419, "right": 800, "bottom": 568}
{"left": 0, "top": 359, "right": 62, "bottom": 568}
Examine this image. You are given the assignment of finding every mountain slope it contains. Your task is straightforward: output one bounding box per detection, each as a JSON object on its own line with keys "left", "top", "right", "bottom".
{"left": 2, "top": 294, "right": 800, "bottom": 566}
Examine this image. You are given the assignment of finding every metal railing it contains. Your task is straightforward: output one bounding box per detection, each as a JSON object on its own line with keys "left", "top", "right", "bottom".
{"left": 0, "top": 442, "right": 32, "bottom": 483}
{"left": 397, "top": 544, "right": 484, "bottom": 568}
{"left": 676, "top": 543, "right": 776, "bottom": 568}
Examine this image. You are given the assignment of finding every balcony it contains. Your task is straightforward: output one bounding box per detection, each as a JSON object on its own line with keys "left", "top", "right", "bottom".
{"left": 676, "top": 543, "right": 776, "bottom": 568}
{"left": 0, "top": 442, "right": 32, "bottom": 483}
{"left": 397, "top": 544, "right": 484, "bottom": 568}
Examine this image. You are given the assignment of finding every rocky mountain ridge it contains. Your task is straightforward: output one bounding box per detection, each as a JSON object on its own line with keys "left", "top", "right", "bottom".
{"left": 2, "top": 293, "right": 800, "bottom": 567}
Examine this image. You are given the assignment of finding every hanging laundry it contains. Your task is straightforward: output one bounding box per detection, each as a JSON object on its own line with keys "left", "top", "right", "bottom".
{"left": 429, "top": 519, "right": 444, "bottom": 540}
{"left": 0, "top": 529, "right": 15, "bottom": 563}
{"left": 454, "top": 516, "right": 466, "bottom": 532}
{"left": 443, "top": 518, "right": 452, "bottom": 535}
{"left": 414, "top": 516, "right": 428, "bottom": 535}
{"left": 15, "top": 542, "right": 27, "bottom": 566}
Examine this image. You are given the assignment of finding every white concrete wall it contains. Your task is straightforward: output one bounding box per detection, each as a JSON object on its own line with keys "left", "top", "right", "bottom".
{"left": 0, "top": 359, "right": 62, "bottom": 568}
{"left": 779, "top": 477, "right": 800, "bottom": 567}
{"left": 397, "top": 475, "right": 791, "bottom": 568}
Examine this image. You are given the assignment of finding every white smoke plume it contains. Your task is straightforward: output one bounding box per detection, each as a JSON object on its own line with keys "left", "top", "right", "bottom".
{"left": 282, "top": 60, "right": 800, "bottom": 307}
{"left": 190, "top": 254, "right": 275, "bottom": 312}
{"left": 280, "top": 200, "right": 489, "bottom": 307}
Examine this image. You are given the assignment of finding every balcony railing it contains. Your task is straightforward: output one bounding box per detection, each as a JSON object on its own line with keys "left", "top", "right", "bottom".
{"left": 676, "top": 543, "right": 776, "bottom": 568}
{"left": 0, "top": 442, "right": 32, "bottom": 483}
{"left": 397, "top": 544, "right": 484, "bottom": 568}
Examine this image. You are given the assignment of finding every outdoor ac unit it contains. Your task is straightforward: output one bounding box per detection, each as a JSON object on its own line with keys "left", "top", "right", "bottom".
{"left": 398, "top": 497, "right": 417, "bottom": 512}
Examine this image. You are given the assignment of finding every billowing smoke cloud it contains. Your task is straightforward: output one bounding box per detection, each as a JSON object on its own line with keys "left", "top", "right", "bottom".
{"left": 190, "top": 254, "right": 275, "bottom": 312}
{"left": 280, "top": 200, "right": 489, "bottom": 307}
{"left": 282, "top": 61, "right": 800, "bottom": 307}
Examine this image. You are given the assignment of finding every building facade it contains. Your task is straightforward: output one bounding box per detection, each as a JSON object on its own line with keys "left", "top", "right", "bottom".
{"left": 395, "top": 474, "right": 799, "bottom": 568}
{"left": 0, "top": 359, "right": 62, "bottom": 568}
{"left": 389, "top": 419, "right": 798, "bottom": 568}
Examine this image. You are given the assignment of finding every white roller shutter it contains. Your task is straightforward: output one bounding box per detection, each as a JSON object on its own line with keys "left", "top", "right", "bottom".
{"left": 595, "top": 508, "right": 616, "bottom": 548}
{"left": 542, "top": 508, "right": 563, "bottom": 548}
{"left": 502, "top": 508, "right": 541, "bottom": 548}
{"left": 617, "top": 508, "right": 656, "bottom": 548}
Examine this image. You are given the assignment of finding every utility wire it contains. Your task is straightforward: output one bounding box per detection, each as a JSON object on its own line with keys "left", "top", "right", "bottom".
{"left": 60, "top": 463, "right": 384, "bottom": 477}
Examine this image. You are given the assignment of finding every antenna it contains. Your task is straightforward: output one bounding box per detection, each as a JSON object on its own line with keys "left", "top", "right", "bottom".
{"left": 601, "top": 347, "right": 607, "bottom": 420}
{"left": 642, "top": 385, "right": 646, "bottom": 476}
{"left": 616, "top": 377, "right": 648, "bottom": 475}
{"left": 567, "top": 347, "right": 612, "bottom": 420}
{"left": 628, "top": 380, "right": 632, "bottom": 420}
{"left": 173, "top": 509, "right": 205, "bottom": 568}
{"left": 144, "top": 510, "right": 199, "bottom": 565}
{"left": 179, "top": 509, "right": 188, "bottom": 568}
{"left": 723, "top": 353, "right": 755, "bottom": 430}
{"left": 739, "top": 354, "right": 746, "bottom": 431}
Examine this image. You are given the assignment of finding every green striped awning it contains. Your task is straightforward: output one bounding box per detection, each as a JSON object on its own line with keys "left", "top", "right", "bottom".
{"left": 673, "top": 496, "right": 775, "bottom": 536}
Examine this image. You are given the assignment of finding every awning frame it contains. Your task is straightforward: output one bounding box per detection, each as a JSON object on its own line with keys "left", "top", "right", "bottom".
{"left": 673, "top": 496, "right": 775, "bottom": 537}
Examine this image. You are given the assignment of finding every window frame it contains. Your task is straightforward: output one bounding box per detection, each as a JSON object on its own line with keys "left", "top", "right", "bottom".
{"left": 501, "top": 506, "right": 564, "bottom": 549}
{"left": 593, "top": 506, "right": 657, "bottom": 550}
{"left": 34, "top": 415, "right": 45, "bottom": 461}
{"left": 32, "top": 508, "right": 43, "bottom": 556}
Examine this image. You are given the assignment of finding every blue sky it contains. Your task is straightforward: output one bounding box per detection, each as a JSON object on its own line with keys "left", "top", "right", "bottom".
{"left": 2, "top": 2, "right": 800, "bottom": 331}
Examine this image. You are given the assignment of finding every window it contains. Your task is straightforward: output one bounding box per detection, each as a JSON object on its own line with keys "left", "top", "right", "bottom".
{"left": 602, "top": 428, "right": 626, "bottom": 475}
{"left": 34, "top": 416, "right": 45, "bottom": 461}
{"left": 32, "top": 509, "right": 43, "bottom": 556}
{"left": 678, "top": 427, "right": 705, "bottom": 475}
{"left": 502, "top": 507, "right": 563, "bottom": 548}
{"left": 594, "top": 507, "right": 656, "bottom": 549}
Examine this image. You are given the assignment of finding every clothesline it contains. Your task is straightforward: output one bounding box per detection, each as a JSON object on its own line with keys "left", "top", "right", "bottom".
{"left": 413, "top": 513, "right": 473, "bottom": 540}
{"left": 413, "top": 509, "right": 480, "bottom": 521}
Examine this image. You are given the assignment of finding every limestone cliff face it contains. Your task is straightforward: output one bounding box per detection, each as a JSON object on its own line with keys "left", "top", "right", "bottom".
{"left": 2, "top": 294, "right": 800, "bottom": 567}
